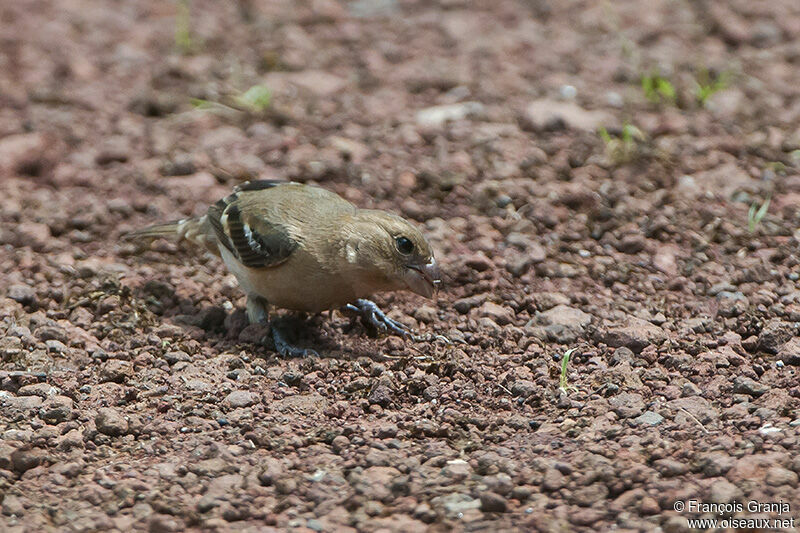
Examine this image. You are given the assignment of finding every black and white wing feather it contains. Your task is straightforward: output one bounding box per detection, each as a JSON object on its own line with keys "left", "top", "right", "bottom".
{"left": 207, "top": 181, "right": 298, "bottom": 268}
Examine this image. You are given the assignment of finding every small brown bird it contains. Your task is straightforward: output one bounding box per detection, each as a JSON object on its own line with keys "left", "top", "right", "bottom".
{"left": 125, "top": 180, "right": 441, "bottom": 356}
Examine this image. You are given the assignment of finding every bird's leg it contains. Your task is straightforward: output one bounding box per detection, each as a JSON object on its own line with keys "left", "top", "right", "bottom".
{"left": 246, "top": 295, "right": 270, "bottom": 325}
{"left": 271, "top": 320, "right": 318, "bottom": 358}
{"left": 345, "top": 298, "right": 413, "bottom": 339}
{"left": 247, "top": 295, "right": 318, "bottom": 357}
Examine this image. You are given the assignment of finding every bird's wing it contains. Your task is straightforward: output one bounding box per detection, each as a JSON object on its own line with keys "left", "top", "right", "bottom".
{"left": 207, "top": 181, "right": 299, "bottom": 268}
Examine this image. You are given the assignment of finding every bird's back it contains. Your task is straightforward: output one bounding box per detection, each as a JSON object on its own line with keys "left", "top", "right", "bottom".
{"left": 228, "top": 182, "right": 357, "bottom": 242}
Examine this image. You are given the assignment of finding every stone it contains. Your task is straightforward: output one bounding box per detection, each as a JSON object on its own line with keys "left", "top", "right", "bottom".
{"left": 765, "top": 466, "right": 798, "bottom": 487}
{"left": 639, "top": 496, "right": 660, "bottom": 515}
{"left": 17, "top": 383, "right": 59, "bottom": 398}
{"left": 284, "top": 71, "right": 348, "bottom": 97}
{"left": 1, "top": 494, "right": 24, "bottom": 516}
{"left": 532, "top": 305, "right": 591, "bottom": 343}
{"left": 652, "top": 245, "right": 679, "bottom": 276}
{"left": 463, "top": 252, "right": 494, "bottom": 272}
{"left": 223, "top": 390, "right": 258, "bottom": 408}
{"left": 479, "top": 492, "right": 507, "bottom": 513}
{"left": 522, "top": 99, "right": 615, "bottom": 132}
{"left": 542, "top": 467, "right": 566, "bottom": 491}
{"left": 415, "top": 102, "right": 485, "bottom": 128}
{"left": 483, "top": 473, "right": 513, "bottom": 496}
{"left": 3, "top": 395, "right": 43, "bottom": 410}
{"left": 442, "top": 459, "right": 471, "bottom": 480}
{"left": 699, "top": 452, "right": 735, "bottom": 477}
{"left": 758, "top": 320, "right": 796, "bottom": 353}
{"left": 732, "top": 376, "right": 768, "bottom": 398}
{"left": 708, "top": 479, "right": 741, "bottom": 504}
{"left": 10, "top": 447, "right": 48, "bottom": 473}
{"left": 149, "top": 514, "right": 184, "bottom": 533}
{"left": 99, "top": 360, "right": 132, "bottom": 384}
{"left": 602, "top": 317, "right": 667, "bottom": 353}
{"left": 437, "top": 493, "right": 481, "bottom": 515}
{"left": 34, "top": 325, "right": 68, "bottom": 343}
{"left": 368, "top": 383, "right": 393, "bottom": 407}
{"left": 609, "top": 392, "right": 645, "bottom": 418}
{"left": 39, "top": 396, "right": 73, "bottom": 425}
{"left": 668, "top": 396, "right": 718, "bottom": 424}
{"left": 95, "top": 407, "right": 128, "bottom": 436}
{"left": 454, "top": 294, "right": 487, "bottom": 314}
{"left": 0, "top": 132, "right": 46, "bottom": 176}
{"left": 478, "top": 302, "right": 515, "bottom": 325}
{"left": 654, "top": 459, "right": 688, "bottom": 477}
{"left": 571, "top": 483, "right": 609, "bottom": 507}
{"left": 510, "top": 380, "right": 537, "bottom": 398}
{"left": 413, "top": 305, "right": 438, "bottom": 324}
{"left": 331, "top": 435, "right": 349, "bottom": 454}
{"left": 45, "top": 339, "right": 67, "bottom": 353}
{"left": 8, "top": 284, "right": 37, "bottom": 306}
{"left": 633, "top": 411, "right": 664, "bottom": 426}
{"left": 777, "top": 337, "right": 800, "bottom": 366}
{"left": 615, "top": 234, "right": 646, "bottom": 254}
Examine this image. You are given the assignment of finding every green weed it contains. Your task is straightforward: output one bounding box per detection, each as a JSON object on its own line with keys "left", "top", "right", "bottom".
{"left": 559, "top": 348, "right": 579, "bottom": 394}
{"left": 190, "top": 85, "right": 272, "bottom": 116}
{"left": 748, "top": 196, "right": 770, "bottom": 233}
{"left": 234, "top": 85, "right": 272, "bottom": 113}
{"left": 695, "top": 68, "right": 731, "bottom": 107}
{"left": 598, "top": 123, "right": 646, "bottom": 165}
{"left": 641, "top": 73, "right": 676, "bottom": 104}
{"left": 175, "top": 0, "right": 197, "bottom": 54}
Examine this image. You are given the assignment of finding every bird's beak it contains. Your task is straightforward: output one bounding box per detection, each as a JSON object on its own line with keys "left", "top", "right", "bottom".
{"left": 405, "top": 258, "right": 441, "bottom": 299}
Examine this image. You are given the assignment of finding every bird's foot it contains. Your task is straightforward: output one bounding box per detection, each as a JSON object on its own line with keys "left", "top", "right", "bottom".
{"left": 247, "top": 295, "right": 318, "bottom": 357}
{"left": 345, "top": 298, "right": 416, "bottom": 339}
{"left": 271, "top": 321, "right": 318, "bottom": 358}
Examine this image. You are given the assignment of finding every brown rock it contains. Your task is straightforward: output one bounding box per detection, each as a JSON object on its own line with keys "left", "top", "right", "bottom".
{"left": 478, "top": 301, "right": 514, "bottom": 325}
{"left": 523, "top": 100, "right": 616, "bottom": 132}
{"left": 601, "top": 317, "right": 667, "bottom": 353}
{"left": 99, "top": 359, "right": 133, "bottom": 384}
{"left": 0, "top": 132, "right": 46, "bottom": 176}
{"left": 10, "top": 447, "right": 48, "bottom": 473}
{"left": 609, "top": 392, "right": 645, "bottom": 418}
{"left": 95, "top": 407, "right": 128, "bottom": 436}
{"left": 223, "top": 390, "right": 258, "bottom": 408}
{"left": 777, "top": 337, "right": 800, "bottom": 366}
{"left": 765, "top": 466, "right": 799, "bottom": 488}
{"left": 542, "top": 467, "right": 566, "bottom": 491}
{"left": 479, "top": 491, "right": 507, "bottom": 512}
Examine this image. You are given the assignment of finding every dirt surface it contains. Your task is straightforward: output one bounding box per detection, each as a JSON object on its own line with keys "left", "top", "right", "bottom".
{"left": 3, "top": 0, "right": 800, "bottom": 531}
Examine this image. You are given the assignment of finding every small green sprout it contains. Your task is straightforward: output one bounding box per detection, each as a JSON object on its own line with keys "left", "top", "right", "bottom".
{"left": 764, "top": 161, "right": 786, "bottom": 175}
{"left": 748, "top": 196, "right": 770, "bottom": 233}
{"left": 190, "top": 85, "right": 272, "bottom": 116}
{"left": 641, "top": 73, "right": 676, "bottom": 104}
{"left": 190, "top": 98, "right": 215, "bottom": 109}
{"left": 234, "top": 85, "right": 272, "bottom": 113}
{"left": 559, "top": 348, "right": 579, "bottom": 394}
{"left": 598, "top": 123, "right": 646, "bottom": 165}
{"left": 695, "top": 68, "right": 731, "bottom": 107}
{"left": 175, "top": 0, "right": 197, "bottom": 54}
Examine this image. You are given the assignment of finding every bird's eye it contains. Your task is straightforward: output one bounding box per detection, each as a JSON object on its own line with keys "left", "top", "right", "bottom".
{"left": 395, "top": 236, "right": 414, "bottom": 255}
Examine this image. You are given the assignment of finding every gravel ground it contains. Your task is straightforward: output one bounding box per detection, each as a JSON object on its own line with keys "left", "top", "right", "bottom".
{"left": 2, "top": 0, "right": 800, "bottom": 531}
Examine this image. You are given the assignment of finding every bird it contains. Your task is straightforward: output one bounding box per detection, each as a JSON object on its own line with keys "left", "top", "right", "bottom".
{"left": 124, "top": 180, "right": 442, "bottom": 356}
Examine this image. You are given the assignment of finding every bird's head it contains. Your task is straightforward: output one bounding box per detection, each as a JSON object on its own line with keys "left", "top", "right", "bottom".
{"left": 343, "top": 210, "right": 441, "bottom": 298}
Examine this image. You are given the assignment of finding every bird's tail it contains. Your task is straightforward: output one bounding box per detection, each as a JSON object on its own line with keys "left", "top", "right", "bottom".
{"left": 123, "top": 220, "right": 184, "bottom": 240}
{"left": 123, "top": 216, "right": 219, "bottom": 255}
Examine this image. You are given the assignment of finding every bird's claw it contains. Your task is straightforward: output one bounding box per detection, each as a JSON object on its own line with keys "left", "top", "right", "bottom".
{"left": 346, "top": 298, "right": 416, "bottom": 339}
{"left": 271, "top": 323, "right": 318, "bottom": 358}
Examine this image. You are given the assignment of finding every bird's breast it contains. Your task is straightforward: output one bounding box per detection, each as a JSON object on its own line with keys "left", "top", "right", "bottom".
{"left": 220, "top": 246, "right": 359, "bottom": 313}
